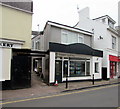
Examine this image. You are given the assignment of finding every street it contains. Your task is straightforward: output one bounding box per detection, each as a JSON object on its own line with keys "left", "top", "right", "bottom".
{"left": 1, "top": 84, "right": 119, "bottom": 107}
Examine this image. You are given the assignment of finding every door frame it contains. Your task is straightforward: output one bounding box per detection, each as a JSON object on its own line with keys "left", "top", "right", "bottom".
{"left": 55, "top": 60, "right": 62, "bottom": 83}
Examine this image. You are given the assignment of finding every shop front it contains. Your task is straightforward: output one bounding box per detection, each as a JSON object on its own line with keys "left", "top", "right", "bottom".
{"left": 55, "top": 54, "right": 91, "bottom": 83}
{"left": 48, "top": 42, "right": 103, "bottom": 84}
{"left": 109, "top": 55, "right": 120, "bottom": 79}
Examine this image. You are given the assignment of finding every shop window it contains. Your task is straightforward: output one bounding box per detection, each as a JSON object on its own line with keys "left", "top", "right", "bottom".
{"left": 86, "top": 62, "right": 90, "bottom": 75}
{"left": 70, "top": 61, "right": 85, "bottom": 77}
{"left": 95, "top": 63, "right": 99, "bottom": 73}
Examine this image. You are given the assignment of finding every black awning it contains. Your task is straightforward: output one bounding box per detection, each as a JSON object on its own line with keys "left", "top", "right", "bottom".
{"left": 49, "top": 42, "right": 103, "bottom": 57}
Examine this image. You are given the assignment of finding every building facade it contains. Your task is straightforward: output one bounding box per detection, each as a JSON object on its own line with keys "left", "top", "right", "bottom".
{"left": 32, "top": 21, "right": 103, "bottom": 84}
{"left": 0, "top": 1, "right": 33, "bottom": 83}
{"left": 76, "top": 7, "right": 120, "bottom": 79}
{"left": 118, "top": 1, "right": 120, "bottom": 76}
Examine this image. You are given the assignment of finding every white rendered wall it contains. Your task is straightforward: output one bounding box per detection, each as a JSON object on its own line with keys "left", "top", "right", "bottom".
{"left": 49, "top": 52, "right": 55, "bottom": 83}
{"left": 0, "top": 48, "right": 3, "bottom": 81}
{"left": 77, "top": 7, "right": 118, "bottom": 75}
{"left": 0, "top": 48, "right": 12, "bottom": 81}
{"left": 92, "top": 57, "right": 102, "bottom": 79}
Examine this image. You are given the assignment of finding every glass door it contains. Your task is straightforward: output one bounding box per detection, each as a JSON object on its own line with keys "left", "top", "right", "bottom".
{"left": 55, "top": 60, "right": 62, "bottom": 83}
{"left": 63, "top": 61, "right": 68, "bottom": 77}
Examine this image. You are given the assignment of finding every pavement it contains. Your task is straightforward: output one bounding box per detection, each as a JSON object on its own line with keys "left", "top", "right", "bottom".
{"left": 1, "top": 72, "right": 120, "bottom": 102}
{"left": 2, "top": 84, "right": 118, "bottom": 107}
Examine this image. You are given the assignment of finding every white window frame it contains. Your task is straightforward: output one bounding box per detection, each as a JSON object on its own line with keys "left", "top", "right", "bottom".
{"left": 95, "top": 62, "right": 99, "bottom": 73}
{"left": 112, "top": 36, "right": 116, "bottom": 50}
{"left": 61, "top": 29, "right": 84, "bottom": 44}
{"left": 61, "top": 30, "right": 68, "bottom": 44}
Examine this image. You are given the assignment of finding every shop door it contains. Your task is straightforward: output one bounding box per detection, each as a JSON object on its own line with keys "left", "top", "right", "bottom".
{"left": 55, "top": 60, "right": 62, "bottom": 83}
{"left": 11, "top": 56, "right": 31, "bottom": 89}
{"left": 110, "top": 62, "right": 117, "bottom": 79}
{"left": 63, "top": 61, "right": 68, "bottom": 77}
{"left": 110, "top": 62, "right": 114, "bottom": 79}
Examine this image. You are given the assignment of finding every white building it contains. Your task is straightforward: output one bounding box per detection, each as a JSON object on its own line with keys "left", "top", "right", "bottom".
{"left": 75, "top": 7, "right": 120, "bottom": 79}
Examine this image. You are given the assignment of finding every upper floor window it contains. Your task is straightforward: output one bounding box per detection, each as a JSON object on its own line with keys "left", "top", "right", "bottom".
{"left": 112, "top": 36, "right": 116, "bottom": 50}
{"left": 32, "top": 41, "right": 34, "bottom": 49}
{"left": 35, "top": 41, "right": 40, "bottom": 50}
{"left": 61, "top": 30, "right": 84, "bottom": 44}
{"left": 108, "top": 20, "right": 114, "bottom": 28}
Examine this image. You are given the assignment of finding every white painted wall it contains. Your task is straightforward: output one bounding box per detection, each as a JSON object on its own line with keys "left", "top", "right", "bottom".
{"left": 49, "top": 52, "right": 55, "bottom": 83}
{"left": 76, "top": 8, "right": 119, "bottom": 79}
{"left": 92, "top": 57, "right": 102, "bottom": 79}
{"left": 0, "top": 48, "right": 12, "bottom": 81}
{"left": 0, "top": 48, "right": 3, "bottom": 81}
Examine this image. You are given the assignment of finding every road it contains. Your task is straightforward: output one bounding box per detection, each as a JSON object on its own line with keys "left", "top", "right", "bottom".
{"left": 1, "top": 84, "right": 119, "bottom": 107}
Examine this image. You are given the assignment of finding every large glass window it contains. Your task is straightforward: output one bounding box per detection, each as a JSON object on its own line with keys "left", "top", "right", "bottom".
{"left": 61, "top": 31, "right": 68, "bottom": 44}
{"left": 86, "top": 62, "right": 90, "bottom": 75}
{"left": 67, "top": 32, "right": 78, "bottom": 44}
{"left": 69, "top": 61, "right": 85, "bottom": 77}
{"left": 61, "top": 30, "right": 84, "bottom": 44}
{"left": 95, "top": 63, "right": 99, "bottom": 73}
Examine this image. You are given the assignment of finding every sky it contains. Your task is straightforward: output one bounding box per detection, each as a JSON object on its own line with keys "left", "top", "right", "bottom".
{"left": 32, "top": 0, "right": 119, "bottom": 31}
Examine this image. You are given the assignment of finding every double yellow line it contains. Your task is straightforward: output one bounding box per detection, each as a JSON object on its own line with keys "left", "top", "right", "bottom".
{"left": 0, "top": 84, "right": 119, "bottom": 105}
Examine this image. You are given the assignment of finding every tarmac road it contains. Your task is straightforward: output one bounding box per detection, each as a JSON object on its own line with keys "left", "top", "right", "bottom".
{"left": 1, "top": 84, "right": 119, "bottom": 108}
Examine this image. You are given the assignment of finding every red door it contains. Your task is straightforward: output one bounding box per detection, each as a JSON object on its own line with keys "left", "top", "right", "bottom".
{"left": 110, "top": 62, "right": 114, "bottom": 79}
{"left": 110, "top": 62, "right": 117, "bottom": 79}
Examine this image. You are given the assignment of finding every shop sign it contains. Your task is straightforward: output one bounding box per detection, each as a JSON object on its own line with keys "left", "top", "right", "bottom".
{"left": 0, "top": 42, "right": 13, "bottom": 48}
{"left": 109, "top": 55, "right": 120, "bottom": 62}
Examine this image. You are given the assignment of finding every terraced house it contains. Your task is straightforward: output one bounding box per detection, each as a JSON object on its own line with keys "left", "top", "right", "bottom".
{"left": 76, "top": 7, "right": 120, "bottom": 80}
{"left": 0, "top": 0, "right": 33, "bottom": 89}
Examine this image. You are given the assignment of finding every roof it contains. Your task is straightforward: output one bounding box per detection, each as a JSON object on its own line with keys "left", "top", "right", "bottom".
{"left": 44, "top": 21, "right": 93, "bottom": 36}
{"left": 0, "top": 0, "right": 33, "bottom": 13}
{"left": 93, "top": 15, "right": 116, "bottom": 24}
{"left": 31, "top": 31, "right": 44, "bottom": 39}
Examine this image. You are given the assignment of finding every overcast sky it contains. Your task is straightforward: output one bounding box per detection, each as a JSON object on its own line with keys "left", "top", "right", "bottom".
{"left": 32, "top": 0, "right": 119, "bottom": 31}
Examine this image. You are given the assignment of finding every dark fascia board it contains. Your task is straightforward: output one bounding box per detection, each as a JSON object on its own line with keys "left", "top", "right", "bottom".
{"left": 12, "top": 48, "right": 47, "bottom": 54}
{"left": 49, "top": 42, "right": 103, "bottom": 57}
{"left": 93, "top": 15, "right": 116, "bottom": 24}
{"left": 47, "top": 20, "right": 93, "bottom": 35}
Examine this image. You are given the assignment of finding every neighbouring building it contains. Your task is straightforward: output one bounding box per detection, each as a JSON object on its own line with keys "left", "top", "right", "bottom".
{"left": 0, "top": 0, "right": 33, "bottom": 89}
{"left": 118, "top": 1, "right": 120, "bottom": 76}
{"left": 75, "top": 7, "right": 120, "bottom": 80}
{"left": 32, "top": 21, "right": 103, "bottom": 84}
